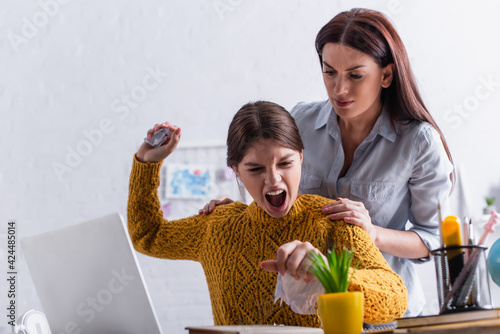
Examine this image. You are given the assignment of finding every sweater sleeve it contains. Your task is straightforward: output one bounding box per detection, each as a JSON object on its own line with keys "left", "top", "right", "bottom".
{"left": 127, "top": 155, "right": 207, "bottom": 261}
{"left": 332, "top": 222, "right": 408, "bottom": 325}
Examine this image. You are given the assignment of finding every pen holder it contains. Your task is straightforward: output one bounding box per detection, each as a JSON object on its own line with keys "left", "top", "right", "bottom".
{"left": 431, "top": 245, "right": 492, "bottom": 314}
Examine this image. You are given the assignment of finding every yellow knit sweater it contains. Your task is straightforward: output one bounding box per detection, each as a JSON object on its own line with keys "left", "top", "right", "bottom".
{"left": 127, "top": 157, "right": 408, "bottom": 326}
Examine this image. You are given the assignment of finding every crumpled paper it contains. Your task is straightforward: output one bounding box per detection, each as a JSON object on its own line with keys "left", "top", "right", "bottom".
{"left": 274, "top": 273, "right": 325, "bottom": 314}
{"left": 144, "top": 128, "right": 172, "bottom": 147}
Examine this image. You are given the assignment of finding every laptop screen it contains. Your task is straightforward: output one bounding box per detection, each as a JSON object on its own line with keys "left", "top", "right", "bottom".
{"left": 20, "top": 213, "right": 163, "bottom": 334}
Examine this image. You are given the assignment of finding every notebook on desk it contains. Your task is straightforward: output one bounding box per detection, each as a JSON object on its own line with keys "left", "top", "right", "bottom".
{"left": 20, "top": 213, "right": 163, "bottom": 334}
{"left": 396, "top": 308, "right": 500, "bottom": 328}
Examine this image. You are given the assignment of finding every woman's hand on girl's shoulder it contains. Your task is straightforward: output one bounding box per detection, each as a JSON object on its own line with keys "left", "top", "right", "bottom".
{"left": 199, "top": 197, "right": 234, "bottom": 215}
{"left": 322, "top": 197, "right": 377, "bottom": 241}
{"left": 136, "top": 122, "right": 181, "bottom": 163}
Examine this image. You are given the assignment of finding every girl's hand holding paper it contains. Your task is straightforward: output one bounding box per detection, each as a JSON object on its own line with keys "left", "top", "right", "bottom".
{"left": 259, "top": 240, "right": 326, "bottom": 315}
{"left": 260, "top": 240, "right": 325, "bottom": 282}
{"left": 136, "top": 122, "right": 181, "bottom": 163}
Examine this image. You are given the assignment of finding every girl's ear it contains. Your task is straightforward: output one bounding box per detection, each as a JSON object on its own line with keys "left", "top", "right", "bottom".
{"left": 381, "top": 63, "right": 395, "bottom": 88}
{"left": 232, "top": 165, "right": 240, "bottom": 178}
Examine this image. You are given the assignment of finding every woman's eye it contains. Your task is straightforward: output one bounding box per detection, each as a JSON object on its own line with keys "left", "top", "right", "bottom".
{"left": 350, "top": 73, "right": 363, "bottom": 79}
{"left": 279, "top": 161, "right": 292, "bottom": 167}
{"left": 323, "top": 71, "right": 335, "bottom": 77}
{"left": 248, "top": 167, "right": 262, "bottom": 173}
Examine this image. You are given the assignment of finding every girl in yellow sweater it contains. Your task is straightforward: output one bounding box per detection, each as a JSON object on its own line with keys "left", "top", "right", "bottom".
{"left": 127, "top": 101, "right": 407, "bottom": 326}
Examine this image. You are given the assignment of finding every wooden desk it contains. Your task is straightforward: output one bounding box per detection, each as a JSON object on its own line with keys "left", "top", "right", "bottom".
{"left": 186, "top": 319, "right": 500, "bottom": 334}
{"left": 185, "top": 325, "right": 322, "bottom": 334}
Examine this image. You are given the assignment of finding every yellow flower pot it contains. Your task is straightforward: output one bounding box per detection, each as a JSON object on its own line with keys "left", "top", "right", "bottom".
{"left": 317, "top": 291, "right": 364, "bottom": 334}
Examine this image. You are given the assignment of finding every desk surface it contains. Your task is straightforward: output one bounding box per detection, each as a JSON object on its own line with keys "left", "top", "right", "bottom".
{"left": 186, "top": 318, "right": 500, "bottom": 334}
{"left": 185, "top": 325, "right": 322, "bottom": 334}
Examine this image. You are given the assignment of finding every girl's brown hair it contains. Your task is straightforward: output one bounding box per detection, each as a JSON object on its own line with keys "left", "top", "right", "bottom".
{"left": 227, "top": 101, "right": 304, "bottom": 167}
{"left": 315, "top": 8, "right": 454, "bottom": 182}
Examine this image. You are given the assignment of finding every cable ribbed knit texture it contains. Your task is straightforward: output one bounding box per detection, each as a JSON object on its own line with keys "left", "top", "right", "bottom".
{"left": 127, "top": 156, "right": 408, "bottom": 326}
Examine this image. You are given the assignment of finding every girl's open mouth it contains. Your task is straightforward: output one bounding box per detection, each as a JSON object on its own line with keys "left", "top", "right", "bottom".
{"left": 265, "top": 190, "right": 287, "bottom": 210}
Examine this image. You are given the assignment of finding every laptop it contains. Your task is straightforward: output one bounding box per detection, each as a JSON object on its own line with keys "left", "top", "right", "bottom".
{"left": 20, "top": 213, "right": 163, "bottom": 334}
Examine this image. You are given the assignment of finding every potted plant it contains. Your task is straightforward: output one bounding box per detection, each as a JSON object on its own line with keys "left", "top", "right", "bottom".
{"left": 485, "top": 197, "right": 496, "bottom": 214}
{"left": 309, "top": 248, "right": 363, "bottom": 334}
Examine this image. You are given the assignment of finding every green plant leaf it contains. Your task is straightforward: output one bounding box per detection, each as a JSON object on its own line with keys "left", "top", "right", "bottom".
{"left": 308, "top": 247, "right": 358, "bottom": 293}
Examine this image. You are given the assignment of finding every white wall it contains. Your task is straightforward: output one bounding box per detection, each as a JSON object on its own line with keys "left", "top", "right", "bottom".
{"left": 1, "top": 0, "right": 500, "bottom": 333}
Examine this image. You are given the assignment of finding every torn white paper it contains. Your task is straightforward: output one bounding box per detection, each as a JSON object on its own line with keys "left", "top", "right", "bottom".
{"left": 274, "top": 273, "right": 325, "bottom": 315}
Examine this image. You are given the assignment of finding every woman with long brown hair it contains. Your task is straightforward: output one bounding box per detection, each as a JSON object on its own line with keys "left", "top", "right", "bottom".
{"left": 291, "top": 8, "right": 453, "bottom": 317}
{"left": 202, "top": 8, "right": 453, "bottom": 317}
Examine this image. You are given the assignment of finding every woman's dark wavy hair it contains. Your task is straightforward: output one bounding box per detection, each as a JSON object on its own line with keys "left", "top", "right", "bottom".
{"left": 316, "top": 8, "right": 454, "bottom": 184}
{"left": 227, "top": 101, "right": 304, "bottom": 167}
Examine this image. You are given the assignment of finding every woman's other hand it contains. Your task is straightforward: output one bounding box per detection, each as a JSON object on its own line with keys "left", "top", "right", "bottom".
{"left": 136, "top": 122, "right": 181, "bottom": 163}
{"left": 259, "top": 240, "right": 325, "bottom": 282}
{"left": 199, "top": 197, "right": 234, "bottom": 215}
{"left": 322, "top": 197, "right": 378, "bottom": 241}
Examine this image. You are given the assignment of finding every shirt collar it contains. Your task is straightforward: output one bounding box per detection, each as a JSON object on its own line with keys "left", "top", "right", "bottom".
{"left": 372, "top": 104, "right": 397, "bottom": 143}
{"left": 314, "top": 100, "right": 333, "bottom": 130}
{"left": 366, "top": 105, "right": 397, "bottom": 142}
